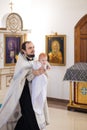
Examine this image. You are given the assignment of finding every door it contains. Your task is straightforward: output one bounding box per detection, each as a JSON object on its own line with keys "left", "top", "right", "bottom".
{"left": 74, "top": 14, "right": 87, "bottom": 63}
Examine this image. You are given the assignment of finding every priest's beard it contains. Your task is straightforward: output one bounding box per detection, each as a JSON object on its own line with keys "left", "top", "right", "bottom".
{"left": 26, "top": 54, "right": 35, "bottom": 61}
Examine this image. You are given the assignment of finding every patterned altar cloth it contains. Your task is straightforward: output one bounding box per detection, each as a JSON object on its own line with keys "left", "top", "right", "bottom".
{"left": 63, "top": 63, "right": 87, "bottom": 81}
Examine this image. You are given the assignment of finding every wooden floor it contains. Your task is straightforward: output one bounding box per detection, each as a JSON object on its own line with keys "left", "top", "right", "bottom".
{"left": 47, "top": 98, "right": 69, "bottom": 110}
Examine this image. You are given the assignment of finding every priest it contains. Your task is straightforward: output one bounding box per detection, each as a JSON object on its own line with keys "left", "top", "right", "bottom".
{"left": 0, "top": 41, "right": 49, "bottom": 130}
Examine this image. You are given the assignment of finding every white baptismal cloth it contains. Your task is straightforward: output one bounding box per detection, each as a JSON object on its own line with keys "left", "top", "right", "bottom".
{"left": 31, "top": 61, "right": 48, "bottom": 115}
{"left": 31, "top": 61, "right": 50, "bottom": 130}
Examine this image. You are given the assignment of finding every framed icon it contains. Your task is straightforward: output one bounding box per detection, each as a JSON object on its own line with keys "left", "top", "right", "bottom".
{"left": 4, "top": 34, "right": 23, "bottom": 66}
{"left": 45, "top": 34, "right": 66, "bottom": 66}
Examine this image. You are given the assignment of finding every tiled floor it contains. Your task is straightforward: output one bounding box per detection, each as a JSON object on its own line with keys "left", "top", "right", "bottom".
{"left": 1, "top": 100, "right": 87, "bottom": 130}
{"left": 47, "top": 101, "right": 87, "bottom": 130}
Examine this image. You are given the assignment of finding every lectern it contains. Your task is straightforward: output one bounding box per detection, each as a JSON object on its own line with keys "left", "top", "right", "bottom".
{"left": 64, "top": 63, "right": 87, "bottom": 112}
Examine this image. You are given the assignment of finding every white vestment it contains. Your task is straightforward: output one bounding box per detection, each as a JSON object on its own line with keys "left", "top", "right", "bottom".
{"left": 0, "top": 53, "right": 50, "bottom": 130}
{"left": 0, "top": 53, "right": 33, "bottom": 129}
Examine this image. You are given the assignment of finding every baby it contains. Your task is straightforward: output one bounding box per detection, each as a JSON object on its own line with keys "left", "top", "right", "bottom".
{"left": 31, "top": 53, "right": 51, "bottom": 130}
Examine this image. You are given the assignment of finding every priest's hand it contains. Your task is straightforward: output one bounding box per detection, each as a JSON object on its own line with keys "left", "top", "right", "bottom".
{"left": 32, "top": 67, "right": 46, "bottom": 76}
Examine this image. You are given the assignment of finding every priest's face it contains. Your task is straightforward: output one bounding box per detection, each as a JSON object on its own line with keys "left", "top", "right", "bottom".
{"left": 25, "top": 42, "right": 35, "bottom": 57}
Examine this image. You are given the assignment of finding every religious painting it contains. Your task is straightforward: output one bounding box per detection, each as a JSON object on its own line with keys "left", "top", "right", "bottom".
{"left": 45, "top": 34, "right": 66, "bottom": 66}
{"left": 4, "top": 34, "right": 23, "bottom": 66}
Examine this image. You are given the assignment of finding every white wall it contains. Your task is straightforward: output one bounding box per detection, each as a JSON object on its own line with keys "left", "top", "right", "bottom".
{"left": 0, "top": 0, "right": 87, "bottom": 100}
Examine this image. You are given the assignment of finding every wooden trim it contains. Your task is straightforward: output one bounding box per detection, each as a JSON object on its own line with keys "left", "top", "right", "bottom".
{"left": 47, "top": 97, "right": 69, "bottom": 104}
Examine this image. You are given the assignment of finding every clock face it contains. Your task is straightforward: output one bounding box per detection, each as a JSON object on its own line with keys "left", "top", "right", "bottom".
{"left": 6, "top": 13, "right": 23, "bottom": 32}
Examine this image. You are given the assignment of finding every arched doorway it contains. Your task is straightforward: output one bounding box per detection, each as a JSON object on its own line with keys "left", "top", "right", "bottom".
{"left": 74, "top": 14, "right": 87, "bottom": 63}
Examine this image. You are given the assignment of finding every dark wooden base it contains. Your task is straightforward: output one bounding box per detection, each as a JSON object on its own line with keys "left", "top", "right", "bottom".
{"left": 67, "top": 103, "right": 87, "bottom": 113}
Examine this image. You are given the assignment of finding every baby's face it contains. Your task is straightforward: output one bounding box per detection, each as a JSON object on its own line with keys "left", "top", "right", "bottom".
{"left": 39, "top": 57, "right": 47, "bottom": 65}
